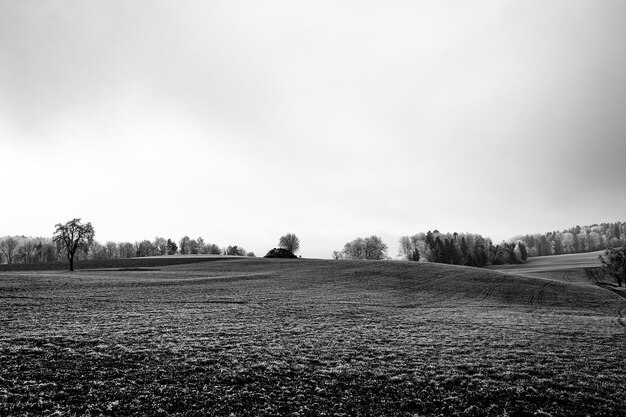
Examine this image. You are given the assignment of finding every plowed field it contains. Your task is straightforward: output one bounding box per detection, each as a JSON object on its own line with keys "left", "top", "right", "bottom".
{"left": 1, "top": 258, "right": 625, "bottom": 416}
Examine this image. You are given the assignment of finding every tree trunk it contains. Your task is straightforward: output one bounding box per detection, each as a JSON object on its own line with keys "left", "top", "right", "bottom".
{"left": 68, "top": 249, "right": 75, "bottom": 272}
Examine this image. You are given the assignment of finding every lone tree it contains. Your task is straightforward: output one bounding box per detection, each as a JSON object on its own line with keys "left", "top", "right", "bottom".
{"left": 278, "top": 233, "right": 300, "bottom": 254}
{"left": 53, "top": 218, "right": 95, "bottom": 271}
{"left": 599, "top": 247, "right": 626, "bottom": 287}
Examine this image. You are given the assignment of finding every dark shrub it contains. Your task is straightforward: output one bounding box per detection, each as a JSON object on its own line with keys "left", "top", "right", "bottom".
{"left": 264, "top": 248, "right": 298, "bottom": 259}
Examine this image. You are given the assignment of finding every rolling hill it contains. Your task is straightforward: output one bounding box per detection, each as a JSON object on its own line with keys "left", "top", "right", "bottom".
{"left": 1, "top": 258, "right": 625, "bottom": 415}
{"left": 486, "top": 251, "right": 604, "bottom": 279}
{"left": 488, "top": 251, "right": 625, "bottom": 299}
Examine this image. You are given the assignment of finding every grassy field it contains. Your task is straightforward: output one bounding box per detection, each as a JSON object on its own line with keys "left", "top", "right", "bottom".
{"left": 487, "top": 251, "right": 626, "bottom": 299}
{"left": 1, "top": 257, "right": 625, "bottom": 416}
{"left": 486, "top": 251, "right": 604, "bottom": 279}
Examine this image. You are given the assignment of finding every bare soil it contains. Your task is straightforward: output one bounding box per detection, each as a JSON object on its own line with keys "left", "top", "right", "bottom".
{"left": 1, "top": 258, "right": 625, "bottom": 416}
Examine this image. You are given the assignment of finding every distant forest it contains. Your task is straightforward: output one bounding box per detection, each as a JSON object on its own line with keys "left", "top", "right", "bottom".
{"left": 513, "top": 221, "right": 626, "bottom": 257}
{"left": 398, "top": 231, "right": 526, "bottom": 267}
{"left": 399, "top": 222, "right": 626, "bottom": 267}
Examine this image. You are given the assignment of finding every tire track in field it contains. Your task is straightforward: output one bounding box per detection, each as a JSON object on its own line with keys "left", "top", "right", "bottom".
{"left": 580, "top": 269, "right": 626, "bottom": 327}
{"left": 615, "top": 307, "right": 626, "bottom": 328}
{"left": 526, "top": 281, "right": 553, "bottom": 311}
{"left": 588, "top": 271, "right": 626, "bottom": 328}
{"left": 595, "top": 284, "right": 626, "bottom": 301}
{"left": 473, "top": 285, "right": 496, "bottom": 303}
{"left": 528, "top": 288, "right": 537, "bottom": 307}
{"left": 561, "top": 270, "right": 572, "bottom": 283}
{"left": 538, "top": 281, "right": 552, "bottom": 308}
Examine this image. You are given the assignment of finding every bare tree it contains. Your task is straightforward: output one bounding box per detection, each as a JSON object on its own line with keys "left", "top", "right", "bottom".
{"left": 88, "top": 241, "right": 107, "bottom": 260}
{"left": 279, "top": 233, "right": 300, "bottom": 254}
{"left": 207, "top": 243, "right": 221, "bottom": 254}
{"left": 154, "top": 237, "right": 167, "bottom": 255}
{"left": 52, "top": 218, "right": 95, "bottom": 271}
{"left": 196, "top": 237, "right": 206, "bottom": 254}
{"left": 364, "top": 235, "right": 388, "bottom": 260}
{"left": 179, "top": 236, "right": 191, "bottom": 255}
{"left": 399, "top": 235, "right": 420, "bottom": 261}
{"left": 342, "top": 236, "right": 388, "bottom": 260}
{"left": 105, "top": 241, "right": 118, "bottom": 259}
{"left": 118, "top": 242, "right": 135, "bottom": 258}
{"left": 189, "top": 239, "right": 199, "bottom": 254}
{"left": 0, "top": 237, "right": 20, "bottom": 264}
{"left": 226, "top": 245, "right": 246, "bottom": 256}
{"left": 16, "top": 238, "right": 37, "bottom": 263}
{"left": 38, "top": 241, "right": 58, "bottom": 262}
{"left": 136, "top": 240, "right": 156, "bottom": 257}
{"left": 343, "top": 237, "right": 366, "bottom": 259}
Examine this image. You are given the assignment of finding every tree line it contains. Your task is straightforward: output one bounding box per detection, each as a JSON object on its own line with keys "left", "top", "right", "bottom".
{"left": 0, "top": 236, "right": 58, "bottom": 264}
{"left": 4, "top": 218, "right": 626, "bottom": 268}
{"left": 513, "top": 222, "right": 626, "bottom": 257}
{"left": 333, "top": 235, "right": 389, "bottom": 260}
{"left": 398, "top": 231, "right": 528, "bottom": 266}
{"left": 0, "top": 233, "right": 254, "bottom": 265}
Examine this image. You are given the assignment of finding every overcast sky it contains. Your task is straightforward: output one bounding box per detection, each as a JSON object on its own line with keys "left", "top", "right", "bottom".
{"left": 2, "top": 1, "right": 626, "bottom": 259}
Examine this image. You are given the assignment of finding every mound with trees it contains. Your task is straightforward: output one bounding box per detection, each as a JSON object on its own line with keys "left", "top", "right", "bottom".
{"left": 264, "top": 248, "right": 298, "bottom": 258}
{"left": 278, "top": 233, "right": 300, "bottom": 254}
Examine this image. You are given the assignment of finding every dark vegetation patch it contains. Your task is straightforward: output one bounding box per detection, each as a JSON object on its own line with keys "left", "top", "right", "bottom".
{"left": 585, "top": 267, "right": 615, "bottom": 285}
{"left": 1, "top": 259, "right": 625, "bottom": 416}
{"left": 264, "top": 248, "right": 298, "bottom": 258}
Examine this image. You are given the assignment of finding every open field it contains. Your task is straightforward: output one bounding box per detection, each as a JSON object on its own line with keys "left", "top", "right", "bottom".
{"left": 486, "top": 251, "right": 604, "bottom": 279}
{"left": 487, "top": 251, "right": 625, "bottom": 300}
{"left": 1, "top": 258, "right": 625, "bottom": 416}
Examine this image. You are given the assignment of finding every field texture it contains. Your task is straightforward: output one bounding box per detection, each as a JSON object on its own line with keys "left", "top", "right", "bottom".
{"left": 1, "top": 258, "right": 625, "bottom": 416}
{"left": 486, "top": 251, "right": 604, "bottom": 278}
{"left": 487, "top": 251, "right": 626, "bottom": 299}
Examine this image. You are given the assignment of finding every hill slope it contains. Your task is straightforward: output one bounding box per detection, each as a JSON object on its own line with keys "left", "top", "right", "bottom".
{"left": 486, "top": 251, "right": 603, "bottom": 279}
{"left": 487, "top": 251, "right": 626, "bottom": 300}
{"left": 1, "top": 258, "right": 625, "bottom": 416}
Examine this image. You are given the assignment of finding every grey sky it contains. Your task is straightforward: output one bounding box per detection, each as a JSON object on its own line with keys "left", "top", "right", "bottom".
{"left": 2, "top": 1, "right": 625, "bottom": 258}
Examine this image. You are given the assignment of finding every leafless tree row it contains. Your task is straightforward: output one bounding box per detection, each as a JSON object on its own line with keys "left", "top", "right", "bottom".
{"left": 0, "top": 233, "right": 255, "bottom": 265}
